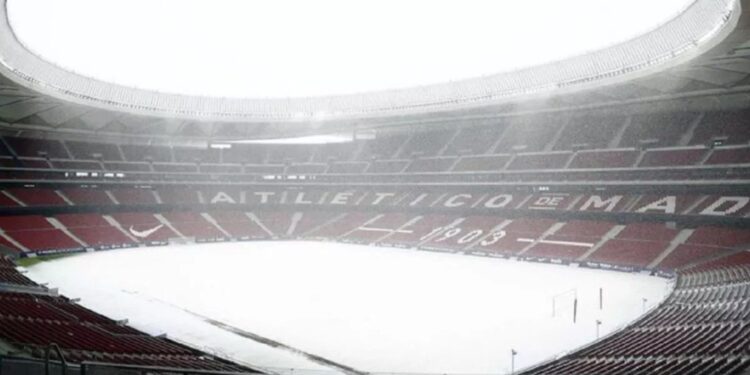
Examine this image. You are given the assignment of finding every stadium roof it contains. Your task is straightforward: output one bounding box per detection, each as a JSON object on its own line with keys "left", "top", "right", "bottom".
{"left": 8, "top": 0, "right": 692, "bottom": 99}
{"left": 0, "top": 0, "right": 748, "bottom": 141}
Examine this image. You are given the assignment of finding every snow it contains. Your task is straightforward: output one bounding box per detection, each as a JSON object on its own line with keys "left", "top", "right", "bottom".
{"left": 24, "top": 241, "right": 671, "bottom": 374}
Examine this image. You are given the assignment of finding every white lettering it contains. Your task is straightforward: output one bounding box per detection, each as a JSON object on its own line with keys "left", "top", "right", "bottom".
{"left": 636, "top": 196, "right": 677, "bottom": 214}
{"left": 444, "top": 194, "right": 472, "bottom": 208}
{"left": 254, "top": 192, "right": 275, "bottom": 204}
{"left": 331, "top": 192, "right": 354, "bottom": 205}
{"left": 700, "top": 196, "right": 750, "bottom": 216}
{"left": 535, "top": 196, "right": 564, "bottom": 207}
{"left": 210, "top": 192, "right": 236, "bottom": 204}
{"left": 484, "top": 194, "right": 513, "bottom": 209}
{"left": 579, "top": 195, "right": 622, "bottom": 212}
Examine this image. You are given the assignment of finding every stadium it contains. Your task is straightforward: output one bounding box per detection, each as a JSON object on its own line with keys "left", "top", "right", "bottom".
{"left": 0, "top": 0, "right": 749, "bottom": 374}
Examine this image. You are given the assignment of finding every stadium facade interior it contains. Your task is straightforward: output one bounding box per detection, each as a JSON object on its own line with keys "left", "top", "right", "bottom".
{"left": 0, "top": 0, "right": 750, "bottom": 374}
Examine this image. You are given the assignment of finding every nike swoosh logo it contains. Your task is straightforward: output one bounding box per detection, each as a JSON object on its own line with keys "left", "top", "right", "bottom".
{"left": 129, "top": 224, "right": 164, "bottom": 238}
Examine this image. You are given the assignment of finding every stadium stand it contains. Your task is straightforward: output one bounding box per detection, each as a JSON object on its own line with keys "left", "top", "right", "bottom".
{"left": 55, "top": 213, "right": 136, "bottom": 249}
{"left": 404, "top": 157, "right": 456, "bottom": 173}
{"left": 60, "top": 188, "right": 114, "bottom": 206}
{"left": 0, "top": 257, "right": 254, "bottom": 372}
{"left": 66, "top": 140, "right": 123, "bottom": 161}
{"left": 522, "top": 252, "right": 750, "bottom": 375}
{"left": 108, "top": 188, "right": 158, "bottom": 205}
{"left": 0, "top": 0, "right": 749, "bottom": 373}
{"left": 6, "top": 187, "right": 67, "bottom": 206}
{"left": 1, "top": 109, "right": 750, "bottom": 184}
{"left": 205, "top": 210, "right": 270, "bottom": 239}
{"left": 451, "top": 154, "right": 511, "bottom": 172}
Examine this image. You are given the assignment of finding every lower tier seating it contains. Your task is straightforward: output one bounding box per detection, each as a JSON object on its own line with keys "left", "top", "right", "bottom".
{"left": 522, "top": 256, "right": 750, "bottom": 375}
{"left": 0, "top": 258, "right": 252, "bottom": 372}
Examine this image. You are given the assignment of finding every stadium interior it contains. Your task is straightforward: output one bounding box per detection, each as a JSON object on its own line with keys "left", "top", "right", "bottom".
{"left": 1, "top": 0, "right": 750, "bottom": 374}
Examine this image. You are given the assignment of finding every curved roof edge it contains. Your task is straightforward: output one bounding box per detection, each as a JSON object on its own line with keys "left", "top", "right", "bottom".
{"left": 0, "top": 0, "right": 740, "bottom": 123}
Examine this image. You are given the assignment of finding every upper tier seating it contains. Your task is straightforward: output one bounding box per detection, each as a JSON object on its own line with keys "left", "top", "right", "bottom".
{"left": 357, "top": 133, "right": 409, "bottom": 160}
{"left": 244, "top": 164, "right": 285, "bottom": 174}
{"left": 327, "top": 161, "right": 369, "bottom": 174}
{"left": 619, "top": 112, "right": 698, "bottom": 148}
{"left": 690, "top": 109, "right": 750, "bottom": 146}
{"left": 405, "top": 157, "right": 456, "bottom": 173}
{"left": 396, "top": 129, "right": 454, "bottom": 158}
{"left": 452, "top": 154, "right": 510, "bottom": 172}
{"left": 153, "top": 163, "right": 198, "bottom": 173}
{"left": 312, "top": 142, "right": 359, "bottom": 163}
{"left": 0, "top": 140, "right": 13, "bottom": 157}
{"left": 568, "top": 149, "right": 639, "bottom": 169}
{"left": 442, "top": 125, "right": 506, "bottom": 155}
{"left": 507, "top": 152, "right": 572, "bottom": 170}
{"left": 199, "top": 163, "right": 243, "bottom": 174}
{"left": 103, "top": 161, "right": 151, "bottom": 172}
{"left": 267, "top": 145, "right": 313, "bottom": 164}
{"left": 222, "top": 144, "right": 267, "bottom": 164}
{"left": 287, "top": 163, "right": 327, "bottom": 175}
{"left": 704, "top": 146, "right": 750, "bottom": 165}
{"left": 366, "top": 160, "right": 409, "bottom": 173}
{"left": 173, "top": 146, "right": 220, "bottom": 164}
{"left": 1, "top": 107, "right": 750, "bottom": 184}
{"left": 51, "top": 160, "right": 102, "bottom": 170}
{"left": 66, "top": 141, "right": 122, "bottom": 161}
{"left": 4, "top": 137, "right": 69, "bottom": 159}
{"left": 554, "top": 115, "right": 624, "bottom": 150}
{"left": 493, "top": 118, "right": 561, "bottom": 154}
{"left": 120, "top": 144, "right": 172, "bottom": 163}
{"left": 17, "top": 158, "right": 50, "bottom": 169}
{"left": 638, "top": 147, "right": 708, "bottom": 167}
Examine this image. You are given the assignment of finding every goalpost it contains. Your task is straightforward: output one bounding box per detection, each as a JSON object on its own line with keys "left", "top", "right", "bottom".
{"left": 551, "top": 288, "right": 578, "bottom": 323}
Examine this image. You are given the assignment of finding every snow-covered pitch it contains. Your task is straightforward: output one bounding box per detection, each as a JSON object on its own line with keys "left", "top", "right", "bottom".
{"left": 25, "top": 241, "right": 671, "bottom": 374}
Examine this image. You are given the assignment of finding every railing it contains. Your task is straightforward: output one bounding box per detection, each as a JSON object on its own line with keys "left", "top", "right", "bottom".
{"left": 1, "top": 163, "right": 750, "bottom": 187}
{"left": 44, "top": 344, "right": 68, "bottom": 375}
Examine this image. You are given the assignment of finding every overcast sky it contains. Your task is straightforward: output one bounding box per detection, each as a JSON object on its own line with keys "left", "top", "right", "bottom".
{"left": 8, "top": 0, "right": 692, "bottom": 99}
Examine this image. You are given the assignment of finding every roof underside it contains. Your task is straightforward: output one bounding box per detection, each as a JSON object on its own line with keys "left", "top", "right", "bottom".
{"left": 0, "top": 0, "right": 747, "bottom": 142}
